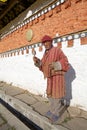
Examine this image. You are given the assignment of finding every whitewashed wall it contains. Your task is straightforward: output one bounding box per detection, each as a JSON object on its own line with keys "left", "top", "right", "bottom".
{"left": 0, "top": 39, "right": 87, "bottom": 111}
{"left": 62, "top": 39, "right": 87, "bottom": 111}
{"left": 0, "top": 47, "right": 47, "bottom": 96}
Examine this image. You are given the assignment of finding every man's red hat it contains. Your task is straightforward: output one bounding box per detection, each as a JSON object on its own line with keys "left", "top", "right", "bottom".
{"left": 41, "top": 35, "right": 52, "bottom": 43}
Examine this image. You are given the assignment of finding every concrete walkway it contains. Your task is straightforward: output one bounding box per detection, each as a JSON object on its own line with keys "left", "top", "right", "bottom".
{"left": 0, "top": 81, "right": 87, "bottom": 130}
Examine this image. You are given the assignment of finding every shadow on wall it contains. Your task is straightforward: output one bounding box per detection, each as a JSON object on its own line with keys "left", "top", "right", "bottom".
{"left": 64, "top": 64, "right": 76, "bottom": 105}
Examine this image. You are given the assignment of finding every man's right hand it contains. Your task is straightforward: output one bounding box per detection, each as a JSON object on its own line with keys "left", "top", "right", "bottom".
{"left": 33, "top": 56, "right": 41, "bottom": 68}
{"left": 33, "top": 56, "right": 39, "bottom": 63}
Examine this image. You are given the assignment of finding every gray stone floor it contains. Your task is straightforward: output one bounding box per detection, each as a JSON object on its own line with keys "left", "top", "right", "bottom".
{"left": 0, "top": 81, "right": 87, "bottom": 130}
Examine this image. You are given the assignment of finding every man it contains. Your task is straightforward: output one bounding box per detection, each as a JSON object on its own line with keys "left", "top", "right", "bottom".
{"left": 33, "top": 35, "right": 69, "bottom": 122}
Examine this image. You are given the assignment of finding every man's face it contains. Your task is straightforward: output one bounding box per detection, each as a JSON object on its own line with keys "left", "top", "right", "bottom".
{"left": 43, "top": 41, "right": 52, "bottom": 50}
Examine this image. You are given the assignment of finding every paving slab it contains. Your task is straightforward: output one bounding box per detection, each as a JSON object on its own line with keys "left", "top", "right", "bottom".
{"left": 33, "top": 94, "right": 48, "bottom": 102}
{"left": 80, "top": 110, "right": 87, "bottom": 119}
{"left": 31, "top": 101, "right": 50, "bottom": 115}
{"left": 15, "top": 93, "right": 38, "bottom": 105}
{"left": 0, "top": 86, "right": 25, "bottom": 96}
{"left": 68, "top": 106, "right": 81, "bottom": 117}
{"left": 62, "top": 117, "right": 87, "bottom": 130}
{"left": 0, "top": 81, "right": 9, "bottom": 87}
{"left": 55, "top": 125, "right": 69, "bottom": 130}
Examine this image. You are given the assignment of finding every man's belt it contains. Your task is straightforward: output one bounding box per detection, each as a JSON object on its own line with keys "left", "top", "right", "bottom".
{"left": 48, "top": 68, "right": 64, "bottom": 77}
